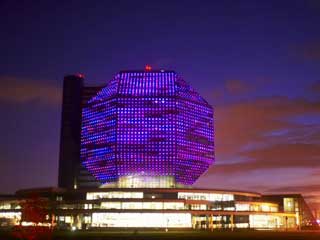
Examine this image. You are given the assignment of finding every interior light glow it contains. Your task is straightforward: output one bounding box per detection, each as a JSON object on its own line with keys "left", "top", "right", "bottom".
{"left": 92, "top": 213, "right": 191, "bottom": 228}
{"left": 178, "top": 192, "right": 234, "bottom": 201}
{"left": 86, "top": 192, "right": 143, "bottom": 200}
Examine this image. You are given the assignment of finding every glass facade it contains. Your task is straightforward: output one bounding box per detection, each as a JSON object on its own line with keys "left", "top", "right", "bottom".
{"left": 91, "top": 213, "right": 192, "bottom": 228}
{"left": 235, "top": 203, "right": 278, "bottom": 212}
{"left": 284, "top": 198, "right": 296, "bottom": 212}
{"left": 117, "top": 176, "right": 175, "bottom": 188}
{"left": 1, "top": 189, "right": 314, "bottom": 230}
{"left": 96, "top": 202, "right": 185, "bottom": 210}
{"left": 86, "top": 192, "right": 143, "bottom": 200}
{"left": 249, "top": 215, "right": 296, "bottom": 229}
{"left": 178, "top": 192, "right": 234, "bottom": 201}
{"left": 81, "top": 71, "right": 214, "bottom": 186}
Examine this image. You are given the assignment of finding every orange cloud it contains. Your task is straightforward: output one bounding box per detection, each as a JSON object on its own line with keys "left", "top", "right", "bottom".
{"left": 266, "top": 184, "right": 320, "bottom": 193}
{"left": 0, "top": 76, "right": 61, "bottom": 104}
{"left": 302, "top": 42, "right": 320, "bottom": 60}
{"left": 214, "top": 96, "right": 320, "bottom": 162}
{"left": 208, "top": 143, "right": 320, "bottom": 175}
{"left": 225, "top": 79, "right": 252, "bottom": 95}
{"left": 292, "top": 41, "right": 320, "bottom": 61}
{"left": 311, "top": 81, "right": 320, "bottom": 93}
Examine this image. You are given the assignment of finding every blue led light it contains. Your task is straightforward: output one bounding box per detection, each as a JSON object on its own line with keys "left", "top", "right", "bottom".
{"left": 80, "top": 71, "right": 214, "bottom": 185}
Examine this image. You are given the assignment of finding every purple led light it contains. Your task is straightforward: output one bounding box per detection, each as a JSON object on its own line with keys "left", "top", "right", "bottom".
{"left": 80, "top": 71, "right": 214, "bottom": 185}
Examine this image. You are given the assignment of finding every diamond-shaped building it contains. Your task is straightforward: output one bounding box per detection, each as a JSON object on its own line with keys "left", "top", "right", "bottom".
{"left": 80, "top": 70, "right": 214, "bottom": 187}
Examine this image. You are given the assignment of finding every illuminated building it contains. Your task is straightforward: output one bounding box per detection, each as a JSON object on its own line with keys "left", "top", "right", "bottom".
{"left": 80, "top": 69, "right": 214, "bottom": 187}
{"left": 0, "top": 188, "right": 318, "bottom": 230}
{"left": 0, "top": 68, "right": 318, "bottom": 231}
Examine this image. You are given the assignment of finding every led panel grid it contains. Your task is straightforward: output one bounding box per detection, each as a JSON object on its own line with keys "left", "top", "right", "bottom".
{"left": 80, "top": 71, "right": 214, "bottom": 185}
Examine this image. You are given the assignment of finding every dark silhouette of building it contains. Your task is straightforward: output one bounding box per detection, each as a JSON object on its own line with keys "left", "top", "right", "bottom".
{"left": 58, "top": 75, "right": 103, "bottom": 189}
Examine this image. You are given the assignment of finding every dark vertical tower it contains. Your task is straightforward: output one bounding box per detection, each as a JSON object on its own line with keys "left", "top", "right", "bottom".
{"left": 58, "top": 74, "right": 84, "bottom": 189}
{"left": 58, "top": 75, "right": 103, "bottom": 189}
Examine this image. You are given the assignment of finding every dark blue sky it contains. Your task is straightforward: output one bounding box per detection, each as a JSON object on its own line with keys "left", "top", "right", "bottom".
{"left": 1, "top": 0, "right": 320, "bottom": 210}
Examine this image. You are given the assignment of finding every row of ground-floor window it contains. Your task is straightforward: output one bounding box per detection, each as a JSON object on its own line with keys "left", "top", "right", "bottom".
{"left": 55, "top": 213, "right": 297, "bottom": 230}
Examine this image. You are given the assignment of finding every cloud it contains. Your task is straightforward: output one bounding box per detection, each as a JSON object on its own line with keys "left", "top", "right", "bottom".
{"left": 0, "top": 76, "right": 61, "bottom": 104}
{"left": 310, "top": 81, "right": 320, "bottom": 93}
{"left": 225, "top": 79, "right": 252, "bottom": 95}
{"left": 208, "top": 143, "right": 320, "bottom": 175}
{"left": 214, "top": 96, "right": 320, "bottom": 162}
{"left": 312, "top": 170, "right": 320, "bottom": 176}
{"left": 302, "top": 42, "right": 320, "bottom": 60}
{"left": 203, "top": 79, "right": 255, "bottom": 103}
{"left": 244, "top": 143, "right": 320, "bottom": 167}
{"left": 265, "top": 184, "right": 320, "bottom": 194}
{"left": 293, "top": 41, "right": 320, "bottom": 61}
{"left": 200, "top": 95, "right": 320, "bottom": 202}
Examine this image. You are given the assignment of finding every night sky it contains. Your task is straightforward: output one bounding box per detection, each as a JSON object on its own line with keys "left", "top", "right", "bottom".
{"left": 1, "top": 1, "right": 320, "bottom": 211}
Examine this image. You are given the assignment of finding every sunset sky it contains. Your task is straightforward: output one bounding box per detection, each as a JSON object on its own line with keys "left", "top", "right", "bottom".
{"left": 1, "top": 1, "right": 320, "bottom": 210}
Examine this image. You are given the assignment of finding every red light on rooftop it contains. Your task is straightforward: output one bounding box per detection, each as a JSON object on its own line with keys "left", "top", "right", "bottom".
{"left": 77, "top": 73, "right": 85, "bottom": 78}
{"left": 145, "top": 65, "right": 152, "bottom": 71}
